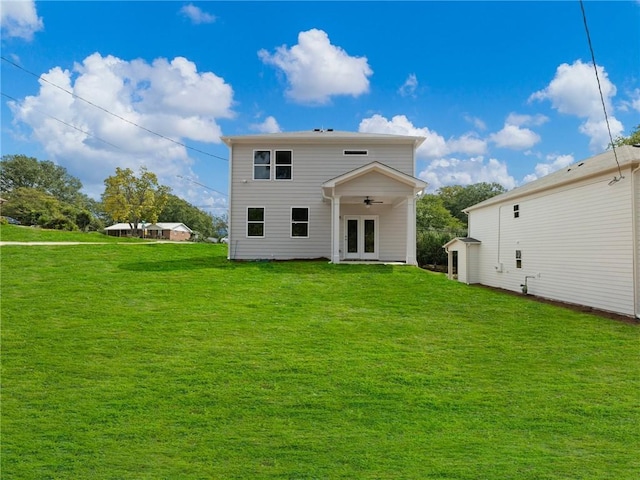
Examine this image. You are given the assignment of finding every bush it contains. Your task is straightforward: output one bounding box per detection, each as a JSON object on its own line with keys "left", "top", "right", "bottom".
{"left": 417, "top": 230, "right": 465, "bottom": 268}
{"left": 40, "top": 215, "right": 79, "bottom": 231}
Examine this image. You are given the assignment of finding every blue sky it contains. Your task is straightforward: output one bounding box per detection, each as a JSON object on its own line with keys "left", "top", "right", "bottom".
{"left": 2, "top": 1, "right": 639, "bottom": 215}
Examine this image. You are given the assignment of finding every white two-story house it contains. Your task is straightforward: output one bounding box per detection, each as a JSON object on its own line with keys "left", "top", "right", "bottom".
{"left": 222, "top": 130, "right": 427, "bottom": 263}
{"left": 444, "top": 144, "right": 640, "bottom": 318}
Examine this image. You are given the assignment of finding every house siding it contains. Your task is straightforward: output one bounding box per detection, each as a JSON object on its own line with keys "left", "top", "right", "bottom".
{"left": 228, "top": 140, "right": 417, "bottom": 261}
{"left": 469, "top": 169, "right": 635, "bottom": 316}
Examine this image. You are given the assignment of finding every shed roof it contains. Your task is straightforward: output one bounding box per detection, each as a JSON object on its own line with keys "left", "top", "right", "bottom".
{"left": 465, "top": 145, "right": 640, "bottom": 212}
{"left": 443, "top": 237, "right": 482, "bottom": 249}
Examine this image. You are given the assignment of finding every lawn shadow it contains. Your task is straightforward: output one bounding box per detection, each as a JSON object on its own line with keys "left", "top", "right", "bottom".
{"left": 119, "top": 255, "right": 238, "bottom": 272}
{"left": 119, "top": 257, "right": 395, "bottom": 274}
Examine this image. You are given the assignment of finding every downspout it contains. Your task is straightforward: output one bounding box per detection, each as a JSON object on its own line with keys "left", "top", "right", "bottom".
{"left": 632, "top": 164, "right": 640, "bottom": 318}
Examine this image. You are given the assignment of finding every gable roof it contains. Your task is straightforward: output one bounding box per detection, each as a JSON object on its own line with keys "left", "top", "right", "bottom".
{"left": 105, "top": 222, "right": 192, "bottom": 232}
{"left": 322, "top": 161, "right": 427, "bottom": 190}
{"left": 221, "top": 130, "right": 426, "bottom": 148}
{"left": 465, "top": 145, "right": 640, "bottom": 212}
{"left": 443, "top": 237, "right": 481, "bottom": 249}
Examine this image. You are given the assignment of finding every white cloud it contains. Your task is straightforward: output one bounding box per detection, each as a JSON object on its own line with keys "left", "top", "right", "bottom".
{"left": 359, "top": 114, "right": 514, "bottom": 191}
{"left": 258, "top": 29, "right": 373, "bottom": 105}
{"left": 250, "top": 116, "right": 281, "bottom": 133}
{"left": 619, "top": 88, "right": 640, "bottom": 113}
{"left": 179, "top": 4, "right": 216, "bottom": 24}
{"left": 358, "top": 114, "right": 487, "bottom": 158}
{"left": 398, "top": 74, "right": 418, "bottom": 97}
{"left": 522, "top": 153, "right": 575, "bottom": 183}
{"left": 447, "top": 133, "right": 488, "bottom": 156}
{"left": 489, "top": 123, "right": 541, "bottom": 150}
{"left": 359, "top": 114, "right": 447, "bottom": 157}
{"left": 463, "top": 114, "right": 487, "bottom": 131}
{"left": 505, "top": 113, "right": 548, "bottom": 127}
{"left": 8, "top": 52, "right": 234, "bottom": 200}
{"left": 418, "top": 156, "right": 517, "bottom": 193}
{"left": 530, "top": 59, "right": 623, "bottom": 151}
{"left": 0, "top": 0, "right": 43, "bottom": 40}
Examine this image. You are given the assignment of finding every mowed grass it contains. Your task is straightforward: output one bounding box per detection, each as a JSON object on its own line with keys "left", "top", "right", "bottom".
{"left": 0, "top": 224, "right": 145, "bottom": 243}
{"left": 1, "top": 238, "right": 638, "bottom": 479}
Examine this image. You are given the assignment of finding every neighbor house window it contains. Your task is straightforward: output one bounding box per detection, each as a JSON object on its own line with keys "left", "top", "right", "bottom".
{"left": 247, "top": 207, "right": 265, "bottom": 237}
{"left": 516, "top": 250, "right": 522, "bottom": 269}
{"left": 253, "top": 150, "right": 271, "bottom": 180}
{"left": 275, "top": 150, "right": 292, "bottom": 180}
{"left": 513, "top": 204, "right": 520, "bottom": 218}
{"left": 291, "top": 207, "right": 309, "bottom": 237}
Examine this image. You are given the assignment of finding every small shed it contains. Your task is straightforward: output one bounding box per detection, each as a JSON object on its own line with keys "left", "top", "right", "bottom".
{"left": 443, "top": 237, "right": 481, "bottom": 284}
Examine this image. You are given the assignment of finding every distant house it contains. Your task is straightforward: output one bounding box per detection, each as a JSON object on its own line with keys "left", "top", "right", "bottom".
{"left": 104, "top": 222, "right": 193, "bottom": 241}
{"left": 444, "top": 145, "right": 640, "bottom": 318}
{"left": 222, "top": 130, "right": 427, "bottom": 263}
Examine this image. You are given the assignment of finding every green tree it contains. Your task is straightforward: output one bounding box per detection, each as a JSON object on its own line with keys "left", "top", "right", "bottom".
{"left": 0, "top": 155, "right": 83, "bottom": 203}
{"left": 438, "top": 182, "right": 507, "bottom": 224}
{"left": 102, "top": 167, "right": 170, "bottom": 235}
{"left": 612, "top": 124, "right": 640, "bottom": 147}
{"left": 158, "top": 194, "right": 219, "bottom": 240}
{"left": 416, "top": 194, "right": 465, "bottom": 233}
{"left": 2, "top": 187, "right": 74, "bottom": 229}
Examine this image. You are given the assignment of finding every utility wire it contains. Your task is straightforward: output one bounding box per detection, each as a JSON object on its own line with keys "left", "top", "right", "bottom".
{"left": 1, "top": 91, "right": 125, "bottom": 151}
{"left": 176, "top": 174, "right": 228, "bottom": 197}
{"left": 1, "top": 55, "right": 229, "bottom": 163}
{"left": 578, "top": 0, "right": 623, "bottom": 182}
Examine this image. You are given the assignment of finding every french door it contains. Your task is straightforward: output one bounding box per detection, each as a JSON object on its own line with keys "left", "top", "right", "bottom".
{"left": 344, "top": 215, "right": 378, "bottom": 260}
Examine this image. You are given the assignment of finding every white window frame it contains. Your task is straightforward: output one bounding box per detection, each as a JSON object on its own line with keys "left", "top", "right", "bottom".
{"left": 291, "top": 207, "right": 309, "bottom": 238}
{"left": 275, "top": 150, "right": 293, "bottom": 181}
{"left": 247, "top": 207, "right": 265, "bottom": 238}
{"left": 253, "top": 150, "right": 271, "bottom": 181}
{"left": 513, "top": 204, "right": 520, "bottom": 218}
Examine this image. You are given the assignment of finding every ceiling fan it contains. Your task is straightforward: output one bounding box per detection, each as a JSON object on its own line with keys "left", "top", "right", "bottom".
{"left": 364, "top": 196, "right": 383, "bottom": 207}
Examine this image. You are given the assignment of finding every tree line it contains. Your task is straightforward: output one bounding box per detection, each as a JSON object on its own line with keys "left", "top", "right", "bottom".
{"left": 0, "top": 155, "right": 227, "bottom": 241}
{"left": 415, "top": 183, "right": 506, "bottom": 268}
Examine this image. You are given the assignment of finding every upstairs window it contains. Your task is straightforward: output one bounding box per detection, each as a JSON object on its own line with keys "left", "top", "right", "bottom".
{"left": 253, "top": 151, "right": 271, "bottom": 180}
{"left": 275, "top": 150, "right": 292, "bottom": 180}
{"left": 513, "top": 204, "right": 520, "bottom": 218}
{"left": 291, "top": 207, "right": 309, "bottom": 237}
{"left": 344, "top": 150, "right": 368, "bottom": 156}
{"left": 247, "top": 207, "right": 265, "bottom": 237}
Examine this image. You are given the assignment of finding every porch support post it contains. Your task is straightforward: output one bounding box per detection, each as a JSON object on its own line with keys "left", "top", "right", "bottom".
{"left": 332, "top": 196, "right": 341, "bottom": 263}
{"left": 406, "top": 194, "right": 417, "bottom": 265}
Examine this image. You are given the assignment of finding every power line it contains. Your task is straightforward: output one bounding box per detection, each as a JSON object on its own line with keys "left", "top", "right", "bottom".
{"left": 176, "top": 175, "right": 228, "bottom": 197}
{"left": 1, "top": 91, "right": 125, "bottom": 151}
{"left": 1, "top": 55, "right": 229, "bottom": 163}
{"left": 578, "top": 0, "right": 624, "bottom": 184}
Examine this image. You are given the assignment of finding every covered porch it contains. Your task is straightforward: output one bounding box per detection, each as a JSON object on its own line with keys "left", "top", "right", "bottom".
{"left": 321, "top": 162, "right": 427, "bottom": 265}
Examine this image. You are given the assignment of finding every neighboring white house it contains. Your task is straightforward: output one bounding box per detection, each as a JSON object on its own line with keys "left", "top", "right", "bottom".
{"left": 104, "top": 222, "right": 193, "bottom": 241}
{"left": 222, "top": 130, "right": 427, "bottom": 263}
{"left": 444, "top": 144, "right": 640, "bottom": 318}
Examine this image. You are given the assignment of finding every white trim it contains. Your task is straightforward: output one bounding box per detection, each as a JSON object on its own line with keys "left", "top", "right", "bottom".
{"left": 252, "top": 149, "right": 271, "bottom": 181}
{"left": 246, "top": 206, "right": 265, "bottom": 238}
{"left": 275, "top": 150, "right": 293, "bottom": 181}
{"left": 290, "top": 206, "right": 309, "bottom": 238}
{"left": 344, "top": 215, "right": 379, "bottom": 260}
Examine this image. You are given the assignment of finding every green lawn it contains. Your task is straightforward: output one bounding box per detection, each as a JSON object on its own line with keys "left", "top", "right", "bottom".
{"left": 1, "top": 233, "right": 638, "bottom": 479}
{"left": 0, "top": 224, "right": 145, "bottom": 243}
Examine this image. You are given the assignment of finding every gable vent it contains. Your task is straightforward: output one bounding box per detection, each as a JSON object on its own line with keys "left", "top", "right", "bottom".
{"left": 344, "top": 150, "right": 368, "bottom": 156}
